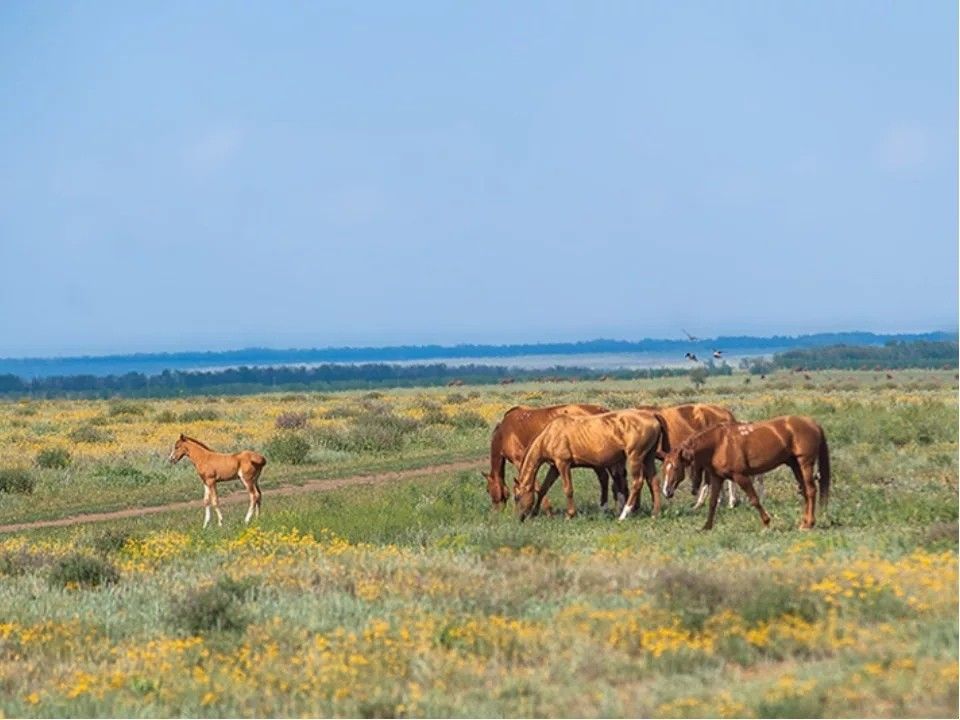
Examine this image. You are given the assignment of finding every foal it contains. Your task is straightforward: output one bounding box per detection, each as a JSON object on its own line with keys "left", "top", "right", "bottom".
{"left": 169, "top": 434, "right": 267, "bottom": 528}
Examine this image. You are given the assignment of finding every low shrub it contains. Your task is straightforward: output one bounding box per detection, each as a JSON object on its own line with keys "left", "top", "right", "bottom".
{"left": 155, "top": 409, "right": 177, "bottom": 423}
{"left": 168, "top": 576, "right": 256, "bottom": 635}
{"left": 275, "top": 411, "right": 309, "bottom": 430}
{"left": 178, "top": 408, "right": 220, "bottom": 422}
{"left": 0, "top": 468, "right": 36, "bottom": 494}
{"left": 48, "top": 554, "right": 119, "bottom": 589}
{"left": 36, "top": 447, "right": 71, "bottom": 469}
{"left": 314, "top": 413, "right": 420, "bottom": 454}
{"left": 108, "top": 401, "right": 146, "bottom": 417}
{"left": 448, "top": 410, "right": 487, "bottom": 430}
{"left": 653, "top": 567, "right": 728, "bottom": 630}
{"left": 69, "top": 425, "right": 115, "bottom": 443}
{"left": 264, "top": 432, "right": 311, "bottom": 464}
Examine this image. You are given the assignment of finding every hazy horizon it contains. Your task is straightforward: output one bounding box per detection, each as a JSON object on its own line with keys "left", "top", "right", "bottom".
{"left": 2, "top": 1, "right": 956, "bottom": 357}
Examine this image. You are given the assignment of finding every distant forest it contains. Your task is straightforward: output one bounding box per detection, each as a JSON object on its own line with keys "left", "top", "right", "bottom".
{"left": 0, "top": 340, "right": 954, "bottom": 399}
{"left": 1, "top": 330, "right": 953, "bottom": 379}
{"left": 748, "top": 340, "right": 959, "bottom": 373}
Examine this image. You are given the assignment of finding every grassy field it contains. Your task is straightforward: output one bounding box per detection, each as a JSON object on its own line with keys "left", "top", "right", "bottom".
{"left": 0, "top": 370, "right": 956, "bottom": 717}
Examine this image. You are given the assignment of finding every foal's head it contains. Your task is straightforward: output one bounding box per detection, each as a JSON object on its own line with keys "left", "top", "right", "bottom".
{"left": 168, "top": 434, "right": 190, "bottom": 464}
{"left": 661, "top": 447, "right": 695, "bottom": 499}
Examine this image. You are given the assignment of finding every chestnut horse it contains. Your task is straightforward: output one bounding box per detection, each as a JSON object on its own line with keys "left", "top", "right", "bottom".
{"left": 483, "top": 404, "right": 627, "bottom": 512}
{"left": 622, "top": 403, "right": 764, "bottom": 517}
{"left": 169, "top": 434, "right": 267, "bottom": 528}
{"left": 515, "top": 410, "right": 661, "bottom": 521}
{"left": 661, "top": 416, "right": 830, "bottom": 531}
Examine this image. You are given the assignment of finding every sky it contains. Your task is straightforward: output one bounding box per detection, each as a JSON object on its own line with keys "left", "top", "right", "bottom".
{"left": 0, "top": 0, "right": 956, "bottom": 357}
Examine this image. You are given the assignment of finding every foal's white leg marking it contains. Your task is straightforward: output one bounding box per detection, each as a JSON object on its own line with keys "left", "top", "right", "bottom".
{"left": 203, "top": 506, "right": 211, "bottom": 529}
{"left": 618, "top": 504, "right": 633, "bottom": 521}
{"left": 215, "top": 507, "right": 223, "bottom": 527}
{"left": 693, "top": 483, "right": 709, "bottom": 509}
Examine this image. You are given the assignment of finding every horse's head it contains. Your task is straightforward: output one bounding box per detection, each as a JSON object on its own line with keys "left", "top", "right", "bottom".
{"left": 481, "top": 471, "right": 509, "bottom": 509}
{"left": 168, "top": 434, "right": 189, "bottom": 464}
{"left": 662, "top": 447, "right": 694, "bottom": 499}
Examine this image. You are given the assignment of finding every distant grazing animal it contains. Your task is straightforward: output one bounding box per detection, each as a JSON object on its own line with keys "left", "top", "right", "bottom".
{"left": 620, "top": 404, "right": 761, "bottom": 518}
{"left": 515, "top": 410, "right": 661, "bottom": 521}
{"left": 447, "top": 379, "right": 465, "bottom": 387}
{"left": 483, "top": 405, "right": 627, "bottom": 513}
{"left": 803, "top": 374, "right": 812, "bottom": 381}
{"left": 169, "top": 434, "right": 266, "bottom": 528}
{"left": 885, "top": 373, "right": 894, "bottom": 380}
{"left": 499, "top": 378, "right": 516, "bottom": 385}
{"left": 661, "top": 416, "right": 830, "bottom": 531}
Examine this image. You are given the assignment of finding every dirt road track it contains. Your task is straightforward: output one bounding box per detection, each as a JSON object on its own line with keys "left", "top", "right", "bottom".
{"left": 0, "top": 458, "right": 483, "bottom": 535}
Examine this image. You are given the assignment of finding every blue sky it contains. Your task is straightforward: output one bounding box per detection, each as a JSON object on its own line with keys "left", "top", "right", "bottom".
{"left": 0, "top": 1, "right": 956, "bottom": 357}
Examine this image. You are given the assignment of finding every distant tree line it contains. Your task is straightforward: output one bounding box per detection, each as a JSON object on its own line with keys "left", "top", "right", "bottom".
{"left": 0, "top": 362, "right": 735, "bottom": 399}
{"left": 746, "top": 340, "right": 958, "bottom": 374}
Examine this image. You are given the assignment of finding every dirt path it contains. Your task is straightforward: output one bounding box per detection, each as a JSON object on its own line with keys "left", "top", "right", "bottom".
{"left": 0, "top": 458, "right": 484, "bottom": 535}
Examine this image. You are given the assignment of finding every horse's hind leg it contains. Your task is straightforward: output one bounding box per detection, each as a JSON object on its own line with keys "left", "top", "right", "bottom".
{"left": 202, "top": 484, "right": 212, "bottom": 529}
{"left": 798, "top": 459, "right": 818, "bottom": 529}
{"left": 642, "top": 450, "right": 661, "bottom": 517}
{"left": 736, "top": 474, "right": 771, "bottom": 528}
{"left": 240, "top": 470, "right": 259, "bottom": 525}
{"left": 702, "top": 474, "right": 722, "bottom": 531}
{"left": 611, "top": 464, "right": 628, "bottom": 514}
{"left": 593, "top": 467, "right": 609, "bottom": 510}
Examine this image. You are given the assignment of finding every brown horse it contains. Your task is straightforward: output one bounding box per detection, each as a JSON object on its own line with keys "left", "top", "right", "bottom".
{"left": 623, "top": 403, "right": 763, "bottom": 516}
{"left": 661, "top": 416, "right": 830, "bottom": 531}
{"left": 482, "top": 404, "right": 627, "bottom": 512}
{"left": 515, "top": 410, "right": 661, "bottom": 521}
{"left": 169, "top": 434, "right": 267, "bottom": 528}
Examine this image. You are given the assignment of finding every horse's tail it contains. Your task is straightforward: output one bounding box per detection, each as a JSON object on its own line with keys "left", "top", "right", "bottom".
{"left": 651, "top": 412, "right": 670, "bottom": 457}
{"left": 817, "top": 428, "right": 830, "bottom": 514}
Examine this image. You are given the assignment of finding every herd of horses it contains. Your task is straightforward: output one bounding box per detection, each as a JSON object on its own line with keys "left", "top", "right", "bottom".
{"left": 484, "top": 403, "right": 830, "bottom": 531}
{"left": 169, "top": 399, "right": 831, "bottom": 532}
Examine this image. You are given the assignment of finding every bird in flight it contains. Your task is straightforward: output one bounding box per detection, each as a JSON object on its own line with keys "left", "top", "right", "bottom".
{"left": 684, "top": 352, "right": 699, "bottom": 362}
{"left": 681, "top": 329, "right": 699, "bottom": 341}
{"left": 712, "top": 349, "right": 723, "bottom": 359}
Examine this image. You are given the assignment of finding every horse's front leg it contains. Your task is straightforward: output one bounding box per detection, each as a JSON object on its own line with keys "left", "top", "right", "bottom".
{"left": 735, "top": 474, "right": 771, "bottom": 528}
{"left": 702, "top": 474, "right": 723, "bottom": 531}
{"left": 208, "top": 480, "right": 223, "bottom": 527}
{"left": 202, "top": 484, "right": 212, "bottom": 529}
{"left": 558, "top": 462, "right": 577, "bottom": 518}
{"left": 533, "top": 465, "right": 561, "bottom": 517}
{"left": 618, "top": 462, "right": 646, "bottom": 521}
{"left": 642, "top": 450, "right": 660, "bottom": 517}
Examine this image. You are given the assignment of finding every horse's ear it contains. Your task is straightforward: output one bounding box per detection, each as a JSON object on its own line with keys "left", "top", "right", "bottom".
{"left": 655, "top": 450, "right": 666, "bottom": 461}
{"left": 179, "top": 433, "right": 185, "bottom": 441}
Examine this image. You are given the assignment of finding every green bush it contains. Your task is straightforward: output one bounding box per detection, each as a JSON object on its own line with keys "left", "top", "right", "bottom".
{"left": 448, "top": 410, "right": 487, "bottom": 430}
{"left": 108, "top": 401, "right": 146, "bottom": 417}
{"left": 155, "top": 409, "right": 177, "bottom": 423}
{"left": 35, "top": 447, "right": 71, "bottom": 469}
{"left": 168, "top": 577, "right": 255, "bottom": 635}
{"left": 48, "top": 554, "right": 119, "bottom": 589}
{"left": 264, "top": 432, "right": 311, "bottom": 464}
{"left": 0, "top": 468, "right": 35, "bottom": 494}
{"left": 69, "top": 425, "right": 115, "bottom": 443}
{"left": 315, "top": 413, "right": 420, "bottom": 454}
{"left": 178, "top": 408, "right": 220, "bottom": 422}
{"left": 653, "top": 567, "right": 727, "bottom": 631}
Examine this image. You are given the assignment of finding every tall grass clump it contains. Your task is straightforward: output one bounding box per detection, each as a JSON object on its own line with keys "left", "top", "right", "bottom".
{"left": 35, "top": 447, "right": 71, "bottom": 469}
{"left": 48, "top": 554, "right": 119, "bottom": 589}
{"left": 108, "top": 400, "right": 146, "bottom": 417}
{"left": 178, "top": 408, "right": 220, "bottom": 422}
{"left": 0, "top": 468, "right": 36, "bottom": 495}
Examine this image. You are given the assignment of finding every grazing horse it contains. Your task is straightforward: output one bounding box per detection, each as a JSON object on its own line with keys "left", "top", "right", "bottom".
{"left": 660, "top": 416, "right": 830, "bottom": 531}
{"left": 483, "top": 404, "right": 627, "bottom": 512}
{"left": 620, "top": 404, "right": 761, "bottom": 518}
{"left": 515, "top": 410, "right": 661, "bottom": 521}
{"left": 169, "top": 434, "right": 267, "bottom": 528}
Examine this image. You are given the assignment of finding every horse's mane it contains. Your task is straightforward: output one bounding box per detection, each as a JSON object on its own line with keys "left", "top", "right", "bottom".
{"left": 182, "top": 435, "right": 213, "bottom": 450}
{"left": 681, "top": 423, "right": 727, "bottom": 452}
